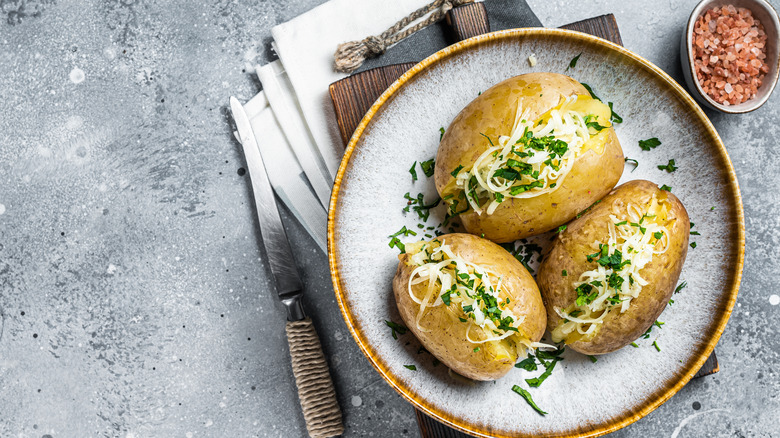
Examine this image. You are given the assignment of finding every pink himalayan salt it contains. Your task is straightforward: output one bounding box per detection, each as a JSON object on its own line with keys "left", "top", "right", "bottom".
{"left": 692, "top": 5, "right": 769, "bottom": 105}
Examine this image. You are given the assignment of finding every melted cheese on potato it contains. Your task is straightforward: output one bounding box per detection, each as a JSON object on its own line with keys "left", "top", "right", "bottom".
{"left": 451, "top": 95, "right": 612, "bottom": 216}
{"left": 552, "top": 196, "right": 672, "bottom": 343}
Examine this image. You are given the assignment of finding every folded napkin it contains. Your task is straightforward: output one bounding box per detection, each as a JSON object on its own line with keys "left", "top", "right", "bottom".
{"left": 237, "top": 0, "right": 542, "bottom": 252}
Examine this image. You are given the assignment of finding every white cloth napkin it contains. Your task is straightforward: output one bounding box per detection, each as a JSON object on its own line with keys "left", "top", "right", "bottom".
{"left": 270, "top": 0, "right": 431, "bottom": 181}
{"left": 235, "top": 0, "right": 433, "bottom": 252}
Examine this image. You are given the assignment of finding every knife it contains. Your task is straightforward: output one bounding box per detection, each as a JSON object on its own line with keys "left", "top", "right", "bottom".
{"left": 230, "top": 97, "right": 344, "bottom": 438}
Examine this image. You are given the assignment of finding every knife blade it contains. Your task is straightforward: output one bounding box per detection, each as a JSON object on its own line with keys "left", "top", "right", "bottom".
{"left": 230, "top": 96, "right": 344, "bottom": 437}
{"left": 230, "top": 96, "right": 305, "bottom": 320}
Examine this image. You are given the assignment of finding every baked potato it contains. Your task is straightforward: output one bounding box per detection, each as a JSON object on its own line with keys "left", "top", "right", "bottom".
{"left": 537, "top": 180, "right": 689, "bottom": 355}
{"left": 392, "top": 233, "right": 546, "bottom": 380}
{"left": 434, "top": 72, "right": 625, "bottom": 243}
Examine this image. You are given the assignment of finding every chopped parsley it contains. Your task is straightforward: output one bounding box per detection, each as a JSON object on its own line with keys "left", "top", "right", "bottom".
{"left": 690, "top": 242, "right": 697, "bottom": 248}
{"left": 657, "top": 159, "right": 678, "bottom": 172}
{"left": 588, "top": 355, "right": 598, "bottom": 363}
{"left": 608, "top": 102, "right": 623, "bottom": 124}
{"left": 557, "top": 225, "right": 567, "bottom": 233}
{"left": 691, "top": 231, "right": 700, "bottom": 236}
{"left": 525, "top": 359, "right": 560, "bottom": 387}
{"left": 501, "top": 241, "right": 542, "bottom": 274}
{"left": 652, "top": 341, "right": 661, "bottom": 352}
{"left": 473, "top": 347, "right": 480, "bottom": 353}
{"left": 511, "top": 385, "right": 547, "bottom": 415}
{"left": 625, "top": 157, "right": 638, "bottom": 171}
{"left": 525, "top": 347, "right": 564, "bottom": 388}
{"left": 710, "top": 206, "right": 716, "bottom": 211}
{"left": 630, "top": 342, "right": 639, "bottom": 348}
{"left": 674, "top": 281, "right": 687, "bottom": 294}
{"left": 584, "top": 114, "right": 607, "bottom": 131}
{"left": 638, "top": 137, "right": 661, "bottom": 151}
{"left": 385, "top": 320, "right": 408, "bottom": 339}
{"left": 515, "top": 356, "right": 538, "bottom": 371}
{"left": 660, "top": 184, "right": 672, "bottom": 192}
{"left": 581, "top": 82, "right": 600, "bottom": 100}
{"left": 575, "top": 283, "right": 597, "bottom": 306}
{"left": 441, "top": 290, "right": 452, "bottom": 306}
{"left": 479, "top": 132, "right": 494, "bottom": 146}
{"left": 420, "top": 159, "right": 435, "bottom": 177}
{"left": 439, "top": 127, "right": 445, "bottom": 141}
{"left": 403, "top": 192, "right": 441, "bottom": 221}
{"left": 567, "top": 52, "right": 582, "bottom": 70}
{"left": 576, "top": 199, "right": 601, "bottom": 218}
{"left": 562, "top": 269, "right": 568, "bottom": 277}
{"left": 409, "top": 162, "right": 418, "bottom": 181}
{"left": 389, "top": 225, "right": 417, "bottom": 239}
{"left": 403, "top": 364, "right": 417, "bottom": 371}
{"left": 450, "top": 165, "right": 464, "bottom": 178}
{"left": 388, "top": 237, "right": 405, "bottom": 254}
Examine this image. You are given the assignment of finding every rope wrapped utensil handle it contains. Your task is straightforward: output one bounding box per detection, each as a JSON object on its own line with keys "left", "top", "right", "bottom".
{"left": 333, "top": 0, "right": 473, "bottom": 73}
{"left": 286, "top": 318, "right": 344, "bottom": 438}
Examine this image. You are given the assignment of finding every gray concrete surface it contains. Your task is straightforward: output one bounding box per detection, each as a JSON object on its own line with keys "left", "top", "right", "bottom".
{"left": 0, "top": 0, "right": 777, "bottom": 437}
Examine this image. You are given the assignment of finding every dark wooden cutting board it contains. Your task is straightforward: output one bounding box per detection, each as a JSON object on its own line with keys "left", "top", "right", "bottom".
{"left": 327, "top": 4, "right": 718, "bottom": 437}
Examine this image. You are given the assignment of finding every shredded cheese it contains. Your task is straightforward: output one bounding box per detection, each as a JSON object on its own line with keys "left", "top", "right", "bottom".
{"left": 405, "top": 239, "right": 549, "bottom": 357}
{"left": 449, "top": 94, "right": 611, "bottom": 216}
{"left": 552, "top": 196, "right": 672, "bottom": 343}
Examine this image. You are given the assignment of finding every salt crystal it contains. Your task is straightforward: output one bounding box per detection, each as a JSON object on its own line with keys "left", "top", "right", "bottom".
{"left": 692, "top": 5, "right": 768, "bottom": 105}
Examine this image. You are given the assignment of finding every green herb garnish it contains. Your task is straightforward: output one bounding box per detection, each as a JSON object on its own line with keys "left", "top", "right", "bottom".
{"left": 420, "top": 159, "right": 435, "bottom": 177}
{"left": 567, "top": 52, "right": 582, "bottom": 70}
{"left": 660, "top": 184, "right": 672, "bottom": 192}
{"left": 674, "top": 281, "right": 687, "bottom": 294}
{"left": 515, "top": 356, "right": 538, "bottom": 371}
{"left": 526, "top": 357, "right": 561, "bottom": 388}
{"left": 588, "top": 355, "right": 598, "bottom": 363}
{"left": 404, "top": 364, "right": 417, "bottom": 370}
{"left": 451, "top": 165, "right": 464, "bottom": 178}
{"left": 657, "top": 159, "right": 678, "bottom": 173}
{"left": 409, "top": 162, "right": 418, "bottom": 181}
{"left": 385, "top": 320, "right": 408, "bottom": 339}
{"left": 652, "top": 341, "right": 661, "bottom": 352}
{"left": 639, "top": 137, "right": 661, "bottom": 151}
{"left": 511, "top": 385, "right": 547, "bottom": 415}
{"left": 690, "top": 242, "right": 697, "bottom": 248}
{"left": 388, "top": 237, "right": 405, "bottom": 254}
{"left": 608, "top": 102, "right": 622, "bottom": 124}
{"left": 439, "top": 127, "right": 445, "bottom": 141}
{"left": 581, "top": 83, "right": 600, "bottom": 101}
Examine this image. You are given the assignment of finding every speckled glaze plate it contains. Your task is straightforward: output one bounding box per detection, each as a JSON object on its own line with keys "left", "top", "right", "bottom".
{"left": 328, "top": 29, "right": 744, "bottom": 438}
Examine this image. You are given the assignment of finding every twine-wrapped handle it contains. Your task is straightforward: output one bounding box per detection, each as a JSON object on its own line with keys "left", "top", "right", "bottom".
{"left": 333, "top": 0, "right": 473, "bottom": 73}
{"left": 286, "top": 318, "right": 344, "bottom": 438}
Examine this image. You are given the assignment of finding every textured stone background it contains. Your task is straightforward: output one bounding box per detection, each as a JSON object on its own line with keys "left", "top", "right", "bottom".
{"left": 0, "top": 0, "right": 777, "bottom": 437}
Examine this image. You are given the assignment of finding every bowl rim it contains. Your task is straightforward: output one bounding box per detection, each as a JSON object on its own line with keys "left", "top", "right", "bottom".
{"left": 328, "top": 28, "right": 745, "bottom": 438}
{"left": 684, "top": 0, "right": 780, "bottom": 113}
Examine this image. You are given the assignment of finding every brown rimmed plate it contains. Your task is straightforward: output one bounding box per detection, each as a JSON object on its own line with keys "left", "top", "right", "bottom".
{"left": 328, "top": 28, "right": 744, "bottom": 438}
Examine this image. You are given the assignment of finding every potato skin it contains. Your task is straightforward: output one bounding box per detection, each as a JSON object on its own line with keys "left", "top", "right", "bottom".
{"left": 537, "top": 180, "right": 689, "bottom": 355}
{"left": 392, "top": 233, "right": 546, "bottom": 380}
{"left": 434, "top": 72, "right": 624, "bottom": 243}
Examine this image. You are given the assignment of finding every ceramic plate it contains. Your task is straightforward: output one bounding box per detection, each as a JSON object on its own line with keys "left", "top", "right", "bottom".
{"left": 328, "top": 29, "right": 744, "bottom": 438}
